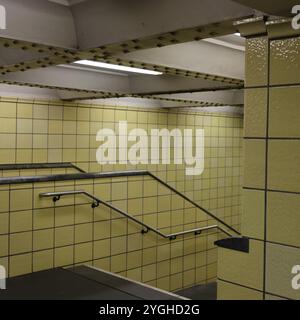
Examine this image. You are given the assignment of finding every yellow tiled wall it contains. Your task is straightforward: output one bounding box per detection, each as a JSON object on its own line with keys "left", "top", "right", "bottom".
{"left": 0, "top": 98, "right": 243, "bottom": 291}
{"left": 218, "top": 31, "right": 300, "bottom": 300}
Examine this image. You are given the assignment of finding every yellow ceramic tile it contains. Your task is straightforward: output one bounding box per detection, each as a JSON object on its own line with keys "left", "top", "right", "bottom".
{"left": 244, "top": 139, "right": 266, "bottom": 189}
{"left": 17, "top": 119, "right": 32, "bottom": 134}
{"left": 10, "top": 210, "right": 33, "bottom": 233}
{"left": 111, "top": 236, "right": 127, "bottom": 255}
{"left": 75, "top": 223, "right": 93, "bottom": 243}
{"left": 54, "top": 246, "right": 74, "bottom": 267}
{"left": 267, "top": 191, "right": 300, "bottom": 247}
{"left": 63, "top": 107, "right": 77, "bottom": 121}
{"left": 245, "top": 37, "right": 268, "bottom": 87}
{"left": 0, "top": 235, "right": 8, "bottom": 257}
{"left": 48, "top": 148, "right": 62, "bottom": 162}
{"left": 33, "top": 249, "right": 54, "bottom": 272}
{"left": 48, "top": 135, "right": 62, "bottom": 149}
{"left": 0, "top": 102, "right": 16, "bottom": 118}
{"left": 266, "top": 242, "right": 300, "bottom": 300}
{"left": 93, "top": 239, "right": 110, "bottom": 259}
{"left": 111, "top": 254, "right": 126, "bottom": 273}
{"left": 54, "top": 206, "right": 74, "bottom": 227}
{"left": 270, "top": 37, "right": 300, "bottom": 85}
{"left": 17, "top": 103, "right": 32, "bottom": 118}
{"left": 242, "top": 189, "right": 265, "bottom": 240}
{"left": 33, "top": 135, "right": 48, "bottom": 149}
{"left": 63, "top": 121, "right": 76, "bottom": 135}
{"left": 77, "top": 121, "right": 89, "bottom": 135}
{"left": 0, "top": 257, "right": 8, "bottom": 276}
{"left": 127, "top": 250, "right": 142, "bottom": 270}
{"left": 183, "top": 269, "right": 195, "bottom": 287}
{"left": 10, "top": 253, "right": 32, "bottom": 277}
{"left": 77, "top": 108, "right": 90, "bottom": 121}
{"left": 103, "top": 109, "right": 115, "bottom": 122}
{"left": 126, "top": 267, "right": 142, "bottom": 282}
{"left": 93, "top": 220, "right": 110, "bottom": 240}
{"left": 33, "top": 119, "right": 48, "bottom": 134}
{"left": 33, "top": 104, "right": 48, "bottom": 119}
{"left": 17, "top": 134, "right": 33, "bottom": 149}
{"left": 170, "top": 241, "right": 184, "bottom": 259}
{"left": 55, "top": 226, "right": 74, "bottom": 247}
{"left": 170, "top": 257, "right": 183, "bottom": 275}
{"left": 10, "top": 189, "right": 33, "bottom": 212}
{"left": 0, "top": 149, "right": 15, "bottom": 163}
{"left": 269, "top": 87, "right": 300, "bottom": 138}
{"left": 75, "top": 205, "right": 93, "bottom": 224}
{"left": 33, "top": 229, "right": 54, "bottom": 251}
{"left": 244, "top": 88, "right": 267, "bottom": 138}
{"left": 207, "top": 262, "right": 217, "bottom": 280}
{"left": 10, "top": 231, "right": 32, "bottom": 255}
{"left": 0, "top": 134, "right": 16, "bottom": 149}
{"left": 93, "top": 257, "right": 110, "bottom": 272}
{"left": 195, "top": 251, "right": 207, "bottom": 268}
{"left": 48, "top": 120, "right": 63, "bottom": 134}
{"left": 217, "top": 239, "right": 264, "bottom": 290}
{"left": 217, "top": 280, "right": 263, "bottom": 300}
{"left": 127, "top": 233, "right": 143, "bottom": 252}
{"left": 0, "top": 190, "right": 9, "bottom": 213}
{"left": 0, "top": 213, "right": 8, "bottom": 235}
{"left": 268, "top": 140, "right": 300, "bottom": 193}
{"left": 33, "top": 208, "right": 54, "bottom": 229}
{"left": 170, "top": 273, "right": 183, "bottom": 291}
{"left": 142, "top": 263, "right": 156, "bottom": 282}
{"left": 265, "top": 294, "right": 287, "bottom": 300}
{"left": 49, "top": 105, "right": 63, "bottom": 120}
{"left": 111, "top": 218, "right": 127, "bottom": 237}
{"left": 90, "top": 108, "right": 103, "bottom": 122}
{"left": 74, "top": 242, "right": 93, "bottom": 263}
{"left": 16, "top": 149, "right": 32, "bottom": 163}
{"left": 143, "top": 247, "right": 157, "bottom": 265}
{"left": 0, "top": 118, "right": 16, "bottom": 133}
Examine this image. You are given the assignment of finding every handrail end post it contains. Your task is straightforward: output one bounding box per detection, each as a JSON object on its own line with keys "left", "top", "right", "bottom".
{"left": 53, "top": 195, "right": 60, "bottom": 203}
{"left": 141, "top": 228, "right": 149, "bottom": 235}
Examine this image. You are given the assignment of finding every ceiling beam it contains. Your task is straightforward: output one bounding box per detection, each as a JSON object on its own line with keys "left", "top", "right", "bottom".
{"left": 71, "top": 0, "right": 254, "bottom": 49}
{"left": 232, "top": 0, "right": 298, "bottom": 17}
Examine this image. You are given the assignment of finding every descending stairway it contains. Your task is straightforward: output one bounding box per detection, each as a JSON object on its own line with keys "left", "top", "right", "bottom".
{"left": 175, "top": 282, "right": 217, "bottom": 300}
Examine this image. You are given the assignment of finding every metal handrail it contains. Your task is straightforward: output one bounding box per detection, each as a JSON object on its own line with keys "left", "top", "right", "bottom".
{"left": 40, "top": 190, "right": 234, "bottom": 239}
{"left": 146, "top": 172, "right": 240, "bottom": 236}
{"left": 0, "top": 162, "right": 86, "bottom": 173}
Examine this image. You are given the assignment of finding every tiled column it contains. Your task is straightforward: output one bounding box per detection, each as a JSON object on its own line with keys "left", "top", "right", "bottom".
{"left": 217, "top": 19, "right": 300, "bottom": 300}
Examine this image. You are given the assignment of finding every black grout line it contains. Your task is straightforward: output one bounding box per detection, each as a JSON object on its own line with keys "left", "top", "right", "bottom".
{"left": 243, "top": 187, "right": 300, "bottom": 195}
{"left": 244, "top": 137, "right": 300, "bottom": 140}
{"left": 245, "top": 82, "right": 300, "bottom": 90}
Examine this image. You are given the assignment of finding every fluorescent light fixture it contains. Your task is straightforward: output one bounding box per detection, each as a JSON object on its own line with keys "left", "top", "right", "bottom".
{"left": 74, "top": 60, "right": 163, "bottom": 75}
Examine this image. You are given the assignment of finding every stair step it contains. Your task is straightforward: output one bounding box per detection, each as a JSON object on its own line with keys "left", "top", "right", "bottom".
{"left": 175, "top": 282, "right": 217, "bottom": 300}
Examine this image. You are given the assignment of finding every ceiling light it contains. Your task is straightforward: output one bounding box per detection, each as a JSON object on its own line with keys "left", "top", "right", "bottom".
{"left": 74, "top": 60, "right": 163, "bottom": 75}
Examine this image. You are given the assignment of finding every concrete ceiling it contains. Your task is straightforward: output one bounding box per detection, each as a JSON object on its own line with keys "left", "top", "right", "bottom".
{"left": 232, "top": 0, "right": 299, "bottom": 17}
{"left": 0, "top": 0, "right": 260, "bottom": 110}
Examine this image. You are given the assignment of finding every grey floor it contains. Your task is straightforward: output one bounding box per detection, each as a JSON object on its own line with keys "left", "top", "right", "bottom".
{"left": 175, "top": 282, "right": 217, "bottom": 300}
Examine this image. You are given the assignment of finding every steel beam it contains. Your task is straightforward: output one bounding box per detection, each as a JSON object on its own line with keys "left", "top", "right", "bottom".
{"left": 71, "top": 0, "right": 254, "bottom": 49}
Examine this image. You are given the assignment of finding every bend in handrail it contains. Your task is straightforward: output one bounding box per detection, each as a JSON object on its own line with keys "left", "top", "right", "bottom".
{"left": 39, "top": 190, "right": 234, "bottom": 240}
{"left": 147, "top": 172, "right": 240, "bottom": 236}
{"left": 1, "top": 168, "right": 239, "bottom": 236}
{"left": 0, "top": 162, "right": 86, "bottom": 173}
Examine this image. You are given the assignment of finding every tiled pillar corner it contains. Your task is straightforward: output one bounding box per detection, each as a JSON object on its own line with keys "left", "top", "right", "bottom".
{"left": 218, "top": 24, "right": 300, "bottom": 300}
